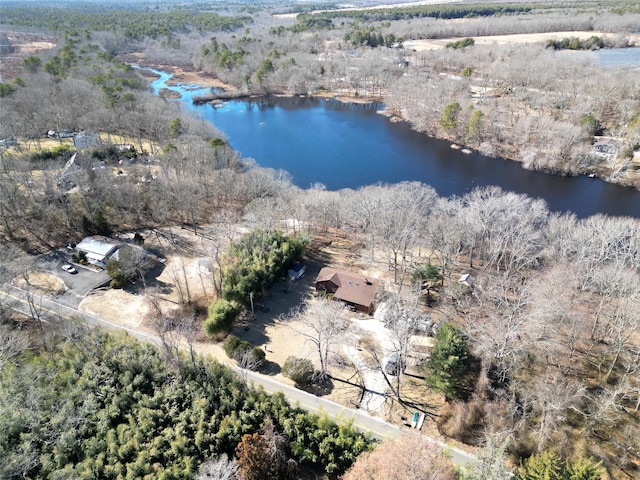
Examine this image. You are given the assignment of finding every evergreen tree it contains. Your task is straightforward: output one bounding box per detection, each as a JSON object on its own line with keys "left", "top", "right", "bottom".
{"left": 465, "top": 109, "right": 484, "bottom": 143}
{"left": 517, "top": 451, "right": 563, "bottom": 480}
{"left": 424, "top": 323, "right": 472, "bottom": 400}
{"left": 168, "top": 117, "right": 183, "bottom": 137}
{"left": 282, "top": 356, "right": 316, "bottom": 386}
{"left": 565, "top": 456, "right": 605, "bottom": 480}
{"left": 440, "top": 102, "right": 461, "bottom": 130}
{"left": 205, "top": 299, "right": 241, "bottom": 336}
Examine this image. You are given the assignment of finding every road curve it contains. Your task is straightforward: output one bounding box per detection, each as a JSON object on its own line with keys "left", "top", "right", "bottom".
{"left": 2, "top": 283, "right": 476, "bottom": 468}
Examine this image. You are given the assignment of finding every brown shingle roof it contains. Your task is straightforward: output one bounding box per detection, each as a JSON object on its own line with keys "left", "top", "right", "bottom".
{"left": 315, "top": 267, "right": 380, "bottom": 309}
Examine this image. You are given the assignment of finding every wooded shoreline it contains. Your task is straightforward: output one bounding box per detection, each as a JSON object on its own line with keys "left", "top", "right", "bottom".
{"left": 143, "top": 62, "right": 640, "bottom": 191}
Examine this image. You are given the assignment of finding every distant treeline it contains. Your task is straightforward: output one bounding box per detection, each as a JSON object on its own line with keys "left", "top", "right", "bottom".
{"left": 303, "top": 3, "right": 535, "bottom": 24}
{"left": 288, "top": 1, "right": 640, "bottom": 31}
{"left": 0, "top": 7, "right": 251, "bottom": 38}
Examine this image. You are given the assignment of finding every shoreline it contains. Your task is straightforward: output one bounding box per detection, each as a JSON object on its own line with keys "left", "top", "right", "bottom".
{"left": 130, "top": 58, "right": 640, "bottom": 192}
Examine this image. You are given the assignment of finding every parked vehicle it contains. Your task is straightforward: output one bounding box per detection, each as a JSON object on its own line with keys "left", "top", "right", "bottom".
{"left": 384, "top": 353, "right": 404, "bottom": 376}
{"left": 62, "top": 264, "right": 77, "bottom": 274}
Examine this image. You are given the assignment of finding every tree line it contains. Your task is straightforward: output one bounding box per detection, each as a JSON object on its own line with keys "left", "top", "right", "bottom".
{"left": 0, "top": 325, "right": 373, "bottom": 479}
{"left": 306, "top": 3, "right": 535, "bottom": 24}
{"left": 0, "top": 4, "right": 251, "bottom": 40}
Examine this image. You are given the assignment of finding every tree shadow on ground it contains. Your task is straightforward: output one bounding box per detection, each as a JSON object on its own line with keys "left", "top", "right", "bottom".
{"left": 260, "top": 360, "right": 281, "bottom": 375}
{"left": 306, "top": 235, "right": 338, "bottom": 266}
{"left": 233, "top": 264, "right": 318, "bottom": 349}
{"left": 233, "top": 315, "right": 270, "bottom": 348}
{"left": 149, "top": 228, "right": 197, "bottom": 254}
{"left": 301, "top": 377, "right": 334, "bottom": 397}
{"left": 123, "top": 262, "right": 173, "bottom": 296}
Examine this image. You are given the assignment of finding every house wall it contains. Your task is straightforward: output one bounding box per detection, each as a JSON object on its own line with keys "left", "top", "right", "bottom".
{"left": 332, "top": 296, "right": 372, "bottom": 314}
{"left": 316, "top": 280, "right": 338, "bottom": 294}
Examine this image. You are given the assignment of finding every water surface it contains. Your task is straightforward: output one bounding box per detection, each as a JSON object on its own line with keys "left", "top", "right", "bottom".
{"left": 144, "top": 68, "right": 640, "bottom": 219}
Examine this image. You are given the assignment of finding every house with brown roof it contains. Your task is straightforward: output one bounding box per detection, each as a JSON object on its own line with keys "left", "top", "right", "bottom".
{"left": 315, "top": 267, "right": 380, "bottom": 314}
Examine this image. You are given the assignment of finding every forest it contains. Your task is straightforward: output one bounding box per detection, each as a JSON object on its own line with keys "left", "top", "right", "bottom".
{"left": 0, "top": 325, "right": 373, "bottom": 479}
{"left": 0, "top": 1, "right": 639, "bottom": 479}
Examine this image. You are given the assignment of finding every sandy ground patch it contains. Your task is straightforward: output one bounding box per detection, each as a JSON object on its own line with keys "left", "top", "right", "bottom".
{"left": 13, "top": 272, "right": 66, "bottom": 296}
{"left": 165, "top": 70, "right": 235, "bottom": 91}
{"left": 154, "top": 255, "right": 216, "bottom": 305}
{"left": 405, "top": 31, "right": 640, "bottom": 51}
{"left": 80, "top": 289, "right": 150, "bottom": 329}
{"left": 314, "top": 90, "right": 383, "bottom": 104}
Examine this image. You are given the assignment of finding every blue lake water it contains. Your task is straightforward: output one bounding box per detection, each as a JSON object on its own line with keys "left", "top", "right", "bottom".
{"left": 143, "top": 67, "right": 640, "bottom": 219}
{"left": 593, "top": 47, "right": 640, "bottom": 69}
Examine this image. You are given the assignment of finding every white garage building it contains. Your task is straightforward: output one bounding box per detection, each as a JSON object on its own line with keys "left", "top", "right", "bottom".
{"left": 75, "top": 236, "right": 120, "bottom": 268}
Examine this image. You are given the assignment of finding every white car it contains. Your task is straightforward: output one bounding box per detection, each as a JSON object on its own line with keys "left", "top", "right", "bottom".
{"left": 62, "top": 264, "right": 77, "bottom": 274}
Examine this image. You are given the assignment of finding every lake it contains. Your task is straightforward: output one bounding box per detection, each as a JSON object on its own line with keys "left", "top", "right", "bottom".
{"left": 593, "top": 47, "right": 640, "bottom": 69}
{"left": 145, "top": 68, "right": 640, "bottom": 219}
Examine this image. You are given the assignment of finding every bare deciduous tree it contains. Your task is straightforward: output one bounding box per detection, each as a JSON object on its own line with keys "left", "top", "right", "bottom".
{"left": 465, "top": 274, "right": 538, "bottom": 383}
{"left": 380, "top": 292, "right": 430, "bottom": 398}
{"left": 195, "top": 454, "right": 237, "bottom": 480}
{"left": 343, "top": 432, "right": 456, "bottom": 480}
{"left": 0, "top": 325, "right": 30, "bottom": 372}
{"left": 148, "top": 291, "right": 198, "bottom": 372}
{"left": 525, "top": 373, "right": 586, "bottom": 452}
{"left": 284, "top": 297, "right": 348, "bottom": 382}
{"left": 463, "top": 432, "right": 512, "bottom": 480}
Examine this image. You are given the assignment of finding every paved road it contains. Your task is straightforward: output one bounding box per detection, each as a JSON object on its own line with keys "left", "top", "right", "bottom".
{"left": 2, "top": 284, "right": 158, "bottom": 344}
{"left": 2, "top": 284, "right": 476, "bottom": 469}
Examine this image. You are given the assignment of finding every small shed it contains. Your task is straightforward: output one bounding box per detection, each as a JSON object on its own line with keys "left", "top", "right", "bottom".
{"left": 592, "top": 137, "right": 621, "bottom": 157}
{"left": 73, "top": 130, "right": 101, "bottom": 151}
{"left": 458, "top": 273, "right": 474, "bottom": 287}
{"left": 288, "top": 262, "right": 306, "bottom": 281}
